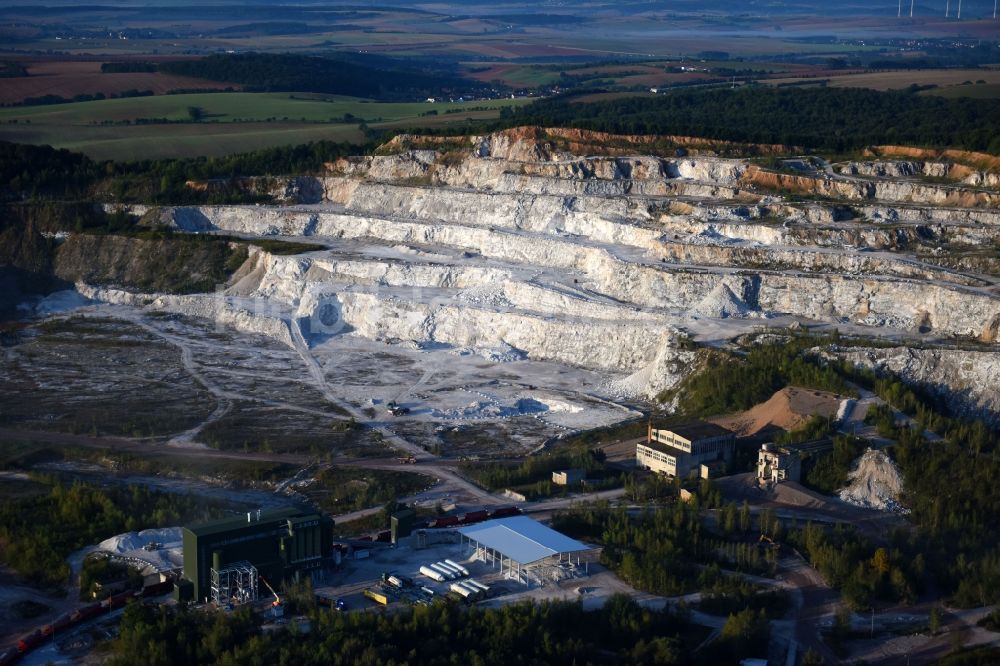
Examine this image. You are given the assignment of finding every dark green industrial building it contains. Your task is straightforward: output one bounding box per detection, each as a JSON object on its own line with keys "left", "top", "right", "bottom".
{"left": 182, "top": 507, "right": 335, "bottom": 602}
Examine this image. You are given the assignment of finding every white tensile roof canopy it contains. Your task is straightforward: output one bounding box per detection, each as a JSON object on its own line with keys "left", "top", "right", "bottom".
{"left": 457, "top": 516, "right": 590, "bottom": 565}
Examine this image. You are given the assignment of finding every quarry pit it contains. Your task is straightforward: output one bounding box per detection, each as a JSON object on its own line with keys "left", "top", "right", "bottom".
{"left": 12, "top": 127, "right": 1000, "bottom": 457}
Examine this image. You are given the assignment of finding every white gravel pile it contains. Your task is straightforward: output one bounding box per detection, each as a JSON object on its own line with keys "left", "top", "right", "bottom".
{"left": 18, "top": 289, "right": 91, "bottom": 317}
{"left": 693, "top": 283, "right": 753, "bottom": 319}
{"left": 96, "top": 527, "right": 184, "bottom": 573}
{"left": 433, "top": 397, "right": 549, "bottom": 420}
{"left": 98, "top": 527, "right": 182, "bottom": 553}
{"left": 454, "top": 342, "right": 527, "bottom": 363}
{"left": 839, "top": 448, "right": 909, "bottom": 514}
{"left": 457, "top": 283, "right": 512, "bottom": 309}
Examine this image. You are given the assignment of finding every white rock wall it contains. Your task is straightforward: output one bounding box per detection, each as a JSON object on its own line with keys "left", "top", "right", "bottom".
{"left": 830, "top": 346, "right": 1000, "bottom": 425}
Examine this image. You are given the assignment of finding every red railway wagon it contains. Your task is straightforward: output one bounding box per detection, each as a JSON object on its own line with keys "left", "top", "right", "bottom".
{"left": 0, "top": 646, "right": 22, "bottom": 665}
{"left": 429, "top": 516, "right": 459, "bottom": 528}
{"left": 460, "top": 510, "right": 489, "bottom": 524}
{"left": 70, "top": 603, "right": 105, "bottom": 623}
{"left": 16, "top": 630, "right": 44, "bottom": 654}
{"left": 142, "top": 581, "right": 173, "bottom": 597}
{"left": 105, "top": 590, "right": 137, "bottom": 610}
{"left": 489, "top": 506, "right": 521, "bottom": 518}
{"left": 41, "top": 613, "right": 74, "bottom": 637}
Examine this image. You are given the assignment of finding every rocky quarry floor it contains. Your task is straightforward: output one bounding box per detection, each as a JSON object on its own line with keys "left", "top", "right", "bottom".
{"left": 60, "top": 127, "right": 1000, "bottom": 454}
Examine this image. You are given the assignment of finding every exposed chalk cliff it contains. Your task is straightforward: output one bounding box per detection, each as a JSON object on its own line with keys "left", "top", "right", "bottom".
{"left": 827, "top": 346, "right": 1000, "bottom": 426}
{"left": 839, "top": 160, "right": 1000, "bottom": 189}
{"left": 159, "top": 201, "right": 1000, "bottom": 342}
{"left": 81, "top": 128, "right": 1000, "bottom": 408}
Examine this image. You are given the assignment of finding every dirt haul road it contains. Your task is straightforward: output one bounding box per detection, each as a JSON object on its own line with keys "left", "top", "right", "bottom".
{"left": 0, "top": 427, "right": 505, "bottom": 508}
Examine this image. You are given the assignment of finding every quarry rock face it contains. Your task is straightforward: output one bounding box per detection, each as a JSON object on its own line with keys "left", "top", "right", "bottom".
{"left": 827, "top": 346, "right": 1000, "bottom": 426}
{"left": 840, "top": 160, "right": 1000, "bottom": 189}
{"left": 92, "top": 127, "right": 999, "bottom": 405}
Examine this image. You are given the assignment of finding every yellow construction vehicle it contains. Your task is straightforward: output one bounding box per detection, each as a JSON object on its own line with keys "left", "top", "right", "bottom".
{"left": 259, "top": 575, "right": 284, "bottom": 618}
{"left": 758, "top": 534, "right": 779, "bottom": 550}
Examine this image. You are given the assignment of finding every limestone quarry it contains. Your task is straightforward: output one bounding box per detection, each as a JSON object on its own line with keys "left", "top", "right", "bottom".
{"left": 59, "top": 127, "right": 1000, "bottom": 449}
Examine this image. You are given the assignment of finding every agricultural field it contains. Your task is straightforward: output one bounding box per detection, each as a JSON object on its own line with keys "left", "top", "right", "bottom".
{"left": 928, "top": 82, "right": 1000, "bottom": 99}
{"left": 7, "top": 2, "right": 993, "bottom": 66}
{"left": 464, "top": 64, "right": 565, "bottom": 88}
{"left": 464, "top": 61, "right": 720, "bottom": 89}
{"left": 0, "top": 57, "right": 235, "bottom": 106}
{"left": 461, "top": 59, "right": 879, "bottom": 92}
{"left": 766, "top": 67, "right": 1000, "bottom": 96}
{"left": 0, "top": 93, "right": 533, "bottom": 160}
{"left": 0, "top": 93, "right": 531, "bottom": 125}
{"left": 0, "top": 122, "right": 366, "bottom": 162}
{"left": 565, "top": 91, "right": 658, "bottom": 104}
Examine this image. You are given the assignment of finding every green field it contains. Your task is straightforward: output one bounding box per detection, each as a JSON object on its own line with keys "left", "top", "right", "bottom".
{"left": 924, "top": 83, "right": 1000, "bottom": 99}
{"left": 0, "top": 93, "right": 532, "bottom": 160}
{"left": 471, "top": 65, "right": 565, "bottom": 87}
{"left": 766, "top": 68, "right": 1000, "bottom": 98}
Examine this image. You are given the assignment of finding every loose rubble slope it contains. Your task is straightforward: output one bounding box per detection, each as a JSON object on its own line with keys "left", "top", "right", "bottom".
{"left": 839, "top": 448, "right": 909, "bottom": 514}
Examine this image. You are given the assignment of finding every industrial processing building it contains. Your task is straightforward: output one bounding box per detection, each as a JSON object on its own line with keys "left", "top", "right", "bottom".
{"left": 757, "top": 443, "right": 802, "bottom": 485}
{"left": 181, "top": 507, "right": 335, "bottom": 604}
{"left": 457, "top": 516, "right": 593, "bottom": 585}
{"left": 637, "top": 421, "right": 736, "bottom": 478}
{"left": 756, "top": 438, "right": 832, "bottom": 486}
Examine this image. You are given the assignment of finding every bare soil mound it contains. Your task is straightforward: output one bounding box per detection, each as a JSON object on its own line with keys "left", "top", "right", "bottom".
{"left": 710, "top": 386, "right": 844, "bottom": 437}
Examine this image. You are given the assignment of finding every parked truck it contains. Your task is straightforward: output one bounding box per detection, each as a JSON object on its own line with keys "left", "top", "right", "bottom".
{"left": 444, "top": 559, "right": 470, "bottom": 576}
{"left": 429, "top": 563, "right": 457, "bottom": 580}
{"left": 363, "top": 588, "right": 390, "bottom": 606}
{"left": 435, "top": 561, "right": 464, "bottom": 578}
{"left": 419, "top": 566, "right": 447, "bottom": 582}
